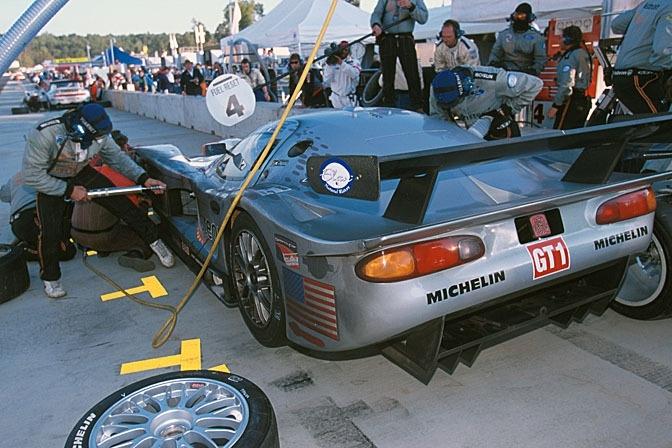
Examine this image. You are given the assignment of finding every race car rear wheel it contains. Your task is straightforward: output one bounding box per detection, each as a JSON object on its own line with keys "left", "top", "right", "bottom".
{"left": 230, "top": 212, "right": 286, "bottom": 347}
{"left": 65, "top": 370, "right": 279, "bottom": 448}
{"left": 613, "top": 207, "right": 672, "bottom": 320}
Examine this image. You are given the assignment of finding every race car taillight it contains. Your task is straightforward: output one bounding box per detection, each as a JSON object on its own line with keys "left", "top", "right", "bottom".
{"left": 356, "top": 236, "right": 485, "bottom": 283}
{"left": 596, "top": 187, "right": 656, "bottom": 225}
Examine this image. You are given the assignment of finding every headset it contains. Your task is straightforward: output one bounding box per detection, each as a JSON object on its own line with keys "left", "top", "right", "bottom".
{"left": 439, "top": 19, "right": 465, "bottom": 40}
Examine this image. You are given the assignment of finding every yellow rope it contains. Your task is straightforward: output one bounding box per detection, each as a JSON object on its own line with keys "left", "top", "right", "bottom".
{"left": 151, "top": 0, "right": 341, "bottom": 348}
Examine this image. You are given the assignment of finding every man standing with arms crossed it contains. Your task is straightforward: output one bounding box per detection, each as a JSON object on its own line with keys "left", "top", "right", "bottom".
{"left": 371, "top": 0, "right": 428, "bottom": 112}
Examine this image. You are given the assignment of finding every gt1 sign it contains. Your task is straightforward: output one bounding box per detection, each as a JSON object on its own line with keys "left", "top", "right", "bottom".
{"left": 526, "top": 236, "right": 571, "bottom": 280}
{"left": 206, "top": 74, "right": 256, "bottom": 126}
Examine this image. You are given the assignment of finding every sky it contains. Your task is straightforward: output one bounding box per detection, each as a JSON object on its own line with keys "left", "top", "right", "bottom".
{"left": 1, "top": 0, "right": 449, "bottom": 36}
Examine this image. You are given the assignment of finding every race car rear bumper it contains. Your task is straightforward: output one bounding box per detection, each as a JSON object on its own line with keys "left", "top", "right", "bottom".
{"left": 381, "top": 256, "right": 629, "bottom": 384}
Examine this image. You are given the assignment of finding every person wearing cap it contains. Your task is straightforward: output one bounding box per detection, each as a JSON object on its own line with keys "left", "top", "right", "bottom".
{"left": 370, "top": 0, "right": 429, "bottom": 111}
{"left": 323, "top": 41, "right": 361, "bottom": 109}
{"left": 547, "top": 26, "right": 592, "bottom": 129}
{"left": 430, "top": 65, "right": 543, "bottom": 139}
{"left": 610, "top": 0, "right": 672, "bottom": 114}
{"left": 488, "top": 3, "right": 546, "bottom": 76}
{"left": 22, "top": 104, "right": 175, "bottom": 298}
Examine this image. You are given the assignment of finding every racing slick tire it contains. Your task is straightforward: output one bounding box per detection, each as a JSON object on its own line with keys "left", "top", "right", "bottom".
{"left": 230, "top": 212, "right": 287, "bottom": 347}
{"left": 613, "top": 205, "right": 672, "bottom": 320}
{"left": 0, "top": 244, "right": 30, "bottom": 304}
{"left": 361, "top": 69, "right": 383, "bottom": 107}
{"left": 65, "top": 370, "right": 279, "bottom": 448}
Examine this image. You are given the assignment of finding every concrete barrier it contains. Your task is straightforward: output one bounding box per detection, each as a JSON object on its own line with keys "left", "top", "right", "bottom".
{"left": 103, "top": 89, "right": 285, "bottom": 138}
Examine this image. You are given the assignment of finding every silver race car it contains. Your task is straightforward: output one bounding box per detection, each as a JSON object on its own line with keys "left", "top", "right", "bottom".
{"left": 136, "top": 109, "right": 672, "bottom": 383}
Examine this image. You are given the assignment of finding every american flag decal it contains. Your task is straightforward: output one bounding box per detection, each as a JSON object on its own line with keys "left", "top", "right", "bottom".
{"left": 282, "top": 267, "right": 338, "bottom": 341}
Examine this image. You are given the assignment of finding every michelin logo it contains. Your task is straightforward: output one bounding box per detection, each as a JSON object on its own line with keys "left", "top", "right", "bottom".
{"left": 594, "top": 226, "right": 648, "bottom": 251}
{"left": 426, "top": 271, "right": 506, "bottom": 305}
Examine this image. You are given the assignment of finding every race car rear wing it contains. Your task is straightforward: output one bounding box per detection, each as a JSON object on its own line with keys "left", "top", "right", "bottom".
{"left": 307, "top": 114, "right": 672, "bottom": 225}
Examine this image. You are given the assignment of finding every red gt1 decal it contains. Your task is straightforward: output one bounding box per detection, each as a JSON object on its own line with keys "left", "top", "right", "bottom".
{"left": 526, "top": 236, "right": 570, "bottom": 280}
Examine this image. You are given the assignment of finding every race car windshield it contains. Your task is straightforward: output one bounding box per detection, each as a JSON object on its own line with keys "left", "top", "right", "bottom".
{"left": 51, "top": 81, "right": 82, "bottom": 89}
{"left": 217, "top": 121, "right": 298, "bottom": 180}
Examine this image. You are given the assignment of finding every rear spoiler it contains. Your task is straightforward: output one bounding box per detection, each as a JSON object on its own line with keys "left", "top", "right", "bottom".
{"left": 306, "top": 114, "right": 672, "bottom": 224}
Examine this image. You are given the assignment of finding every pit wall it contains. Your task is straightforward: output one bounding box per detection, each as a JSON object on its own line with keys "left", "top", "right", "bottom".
{"left": 103, "top": 90, "right": 285, "bottom": 138}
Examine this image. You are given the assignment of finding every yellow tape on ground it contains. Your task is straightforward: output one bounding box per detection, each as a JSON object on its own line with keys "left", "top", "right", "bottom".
{"left": 100, "top": 276, "right": 167, "bottom": 302}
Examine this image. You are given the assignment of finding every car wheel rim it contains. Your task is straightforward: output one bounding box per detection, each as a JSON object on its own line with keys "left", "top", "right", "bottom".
{"left": 616, "top": 234, "right": 666, "bottom": 307}
{"left": 233, "top": 230, "right": 273, "bottom": 327}
{"left": 89, "top": 377, "right": 249, "bottom": 448}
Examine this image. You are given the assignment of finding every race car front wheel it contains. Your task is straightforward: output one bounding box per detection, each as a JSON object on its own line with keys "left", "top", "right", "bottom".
{"left": 613, "top": 206, "right": 672, "bottom": 320}
{"left": 65, "top": 370, "right": 279, "bottom": 448}
{"left": 230, "top": 212, "right": 286, "bottom": 347}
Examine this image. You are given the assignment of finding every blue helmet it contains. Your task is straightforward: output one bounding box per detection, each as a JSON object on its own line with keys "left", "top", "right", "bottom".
{"left": 432, "top": 67, "right": 474, "bottom": 108}
{"left": 65, "top": 103, "right": 113, "bottom": 148}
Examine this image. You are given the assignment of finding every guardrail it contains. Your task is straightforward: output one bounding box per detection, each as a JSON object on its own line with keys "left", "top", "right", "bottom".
{"left": 102, "top": 89, "right": 285, "bottom": 138}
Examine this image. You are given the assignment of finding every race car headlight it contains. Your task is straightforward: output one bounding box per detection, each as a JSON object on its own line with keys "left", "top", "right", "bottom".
{"left": 596, "top": 187, "right": 656, "bottom": 225}
{"left": 356, "top": 235, "right": 485, "bottom": 283}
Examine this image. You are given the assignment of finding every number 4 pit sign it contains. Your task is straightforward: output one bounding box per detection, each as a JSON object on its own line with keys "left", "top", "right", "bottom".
{"left": 206, "top": 74, "right": 256, "bottom": 126}
{"left": 526, "top": 236, "right": 571, "bottom": 280}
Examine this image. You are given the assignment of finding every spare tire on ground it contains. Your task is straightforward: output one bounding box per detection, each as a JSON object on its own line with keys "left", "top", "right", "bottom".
{"left": 0, "top": 244, "right": 30, "bottom": 304}
{"left": 66, "top": 370, "right": 279, "bottom": 448}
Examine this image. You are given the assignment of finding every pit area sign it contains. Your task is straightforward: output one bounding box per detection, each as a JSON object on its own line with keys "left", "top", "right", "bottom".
{"left": 206, "top": 74, "right": 256, "bottom": 126}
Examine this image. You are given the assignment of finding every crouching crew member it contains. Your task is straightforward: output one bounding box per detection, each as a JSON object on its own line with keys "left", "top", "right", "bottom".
{"left": 1, "top": 171, "right": 75, "bottom": 261}
{"left": 548, "top": 26, "right": 592, "bottom": 129}
{"left": 431, "top": 65, "right": 543, "bottom": 139}
{"left": 22, "top": 104, "right": 175, "bottom": 298}
{"left": 611, "top": 0, "right": 672, "bottom": 114}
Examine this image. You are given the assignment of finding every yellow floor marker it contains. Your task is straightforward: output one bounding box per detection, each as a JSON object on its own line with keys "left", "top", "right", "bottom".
{"left": 121, "top": 339, "right": 201, "bottom": 375}
{"left": 208, "top": 364, "right": 231, "bottom": 373}
{"left": 100, "top": 276, "right": 167, "bottom": 302}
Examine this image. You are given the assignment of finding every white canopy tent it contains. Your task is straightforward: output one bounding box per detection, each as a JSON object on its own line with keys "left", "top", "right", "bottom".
{"left": 413, "top": 6, "right": 507, "bottom": 40}
{"left": 450, "top": 0, "right": 643, "bottom": 23}
{"left": 221, "top": 0, "right": 372, "bottom": 57}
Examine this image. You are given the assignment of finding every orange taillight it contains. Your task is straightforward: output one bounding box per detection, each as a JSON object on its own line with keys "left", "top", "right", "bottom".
{"left": 356, "top": 236, "right": 484, "bottom": 283}
{"left": 596, "top": 187, "right": 656, "bottom": 225}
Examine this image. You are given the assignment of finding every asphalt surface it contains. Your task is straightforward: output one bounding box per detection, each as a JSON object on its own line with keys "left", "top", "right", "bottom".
{"left": 1, "top": 78, "right": 671, "bottom": 448}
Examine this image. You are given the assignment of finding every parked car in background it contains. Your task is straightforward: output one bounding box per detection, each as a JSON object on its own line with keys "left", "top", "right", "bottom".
{"left": 45, "top": 79, "right": 90, "bottom": 109}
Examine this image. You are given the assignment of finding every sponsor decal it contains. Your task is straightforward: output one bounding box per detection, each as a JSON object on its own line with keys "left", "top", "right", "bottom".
{"left": 594, "top": 226, "right": 648, "bottom": 251}
{"left": 474, "top": 71, "right": 497, "bottom": 81}
{"left": 71, "top": 412, "right": 96, "bottom": 447}
{"left": 180, "top": 239, "right": 190, "bottom": 255}
{"left": 275, "top": 235, "right": 300, "bottom": 268}
{"left": 283, "top": 267, "right": 339, "bottom": 341}
{"left": 426, "top": 271, "right": 506, "bottom": 305}
{"left": 319, "top": 158, "right": 354, "bottom": 195}
{"left": 202, "top": 218, "right": 217, "bottom": 240}
{"left": 526, "top": 236, "right": 570, "bottom": 279}
{"left": 507, "top": 73, "right": 518, "bottom": 88}
{"left": 524, "top": 34, "right": 536, "bottom": 40}
{"left": 189, "top": 382, "right": 206, "bottom": 389}
{"left": 37, "top": 118, "right": 62, "bottom": 131}
{"left": 256, "top": 185, "right": 291, "bottom": 196}
{"left": 562, "top": 65, "right": 571, "bottom": 72}
{"left": 530, "top": 213, "right": 551, "bottom": 238}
